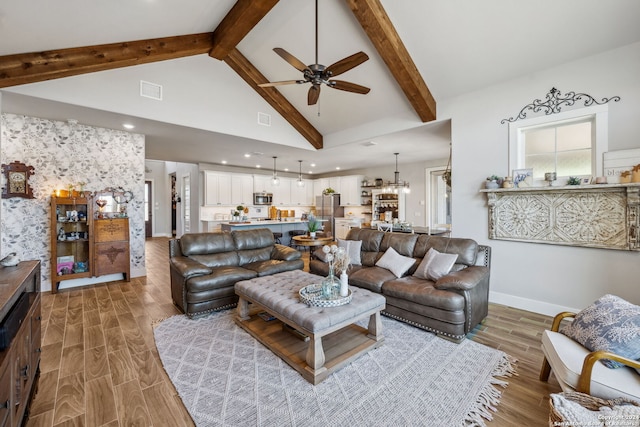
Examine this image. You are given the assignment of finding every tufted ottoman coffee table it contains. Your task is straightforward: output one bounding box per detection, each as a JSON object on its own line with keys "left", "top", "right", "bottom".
{"left": 235, "top": 269, "right": 385, "bottom": 385}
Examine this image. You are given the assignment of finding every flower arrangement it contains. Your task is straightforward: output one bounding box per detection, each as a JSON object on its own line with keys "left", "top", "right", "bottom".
{"left": 621, "top": 170, "right": 632, "bottom": 177}
{"left": 323, "top": 187, "right": 335, "bottom": 194}
{"left": 321, "top": 244, "right": 350, "bottom": 272}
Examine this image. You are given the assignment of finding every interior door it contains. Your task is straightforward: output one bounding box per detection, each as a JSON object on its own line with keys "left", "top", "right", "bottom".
{"left": 145, "top": 180, "right": 152, "bottom": 237}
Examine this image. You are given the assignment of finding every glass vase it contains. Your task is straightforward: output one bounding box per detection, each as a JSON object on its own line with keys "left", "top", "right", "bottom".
{"left": 322, "top": 264, "right": 340, "bottom": 299}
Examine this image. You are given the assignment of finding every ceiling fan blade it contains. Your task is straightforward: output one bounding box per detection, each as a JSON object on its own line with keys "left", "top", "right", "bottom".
{"left": 325, "top": 52, "right": 369, "bottom": 77}
{"left": 308, "top": 85, "right": 320, "bottom": 105}
{"left": 273, "top": 48, "right": 311, "bottom": 73}
{"left": 330, "top": 80, "right": 371, "bottom": 94}
{"left": 258, "top": 80, "right": 305, "bottom": 87}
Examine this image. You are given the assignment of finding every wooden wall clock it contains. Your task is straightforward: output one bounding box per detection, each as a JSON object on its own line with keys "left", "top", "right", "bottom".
{"left": 2, "top": 161, "right": 35, "bottom": 199}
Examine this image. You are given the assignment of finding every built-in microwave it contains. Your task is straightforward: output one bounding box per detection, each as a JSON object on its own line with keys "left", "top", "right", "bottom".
{"left": 253, "top": 192, "right": 273, "bottom": 205}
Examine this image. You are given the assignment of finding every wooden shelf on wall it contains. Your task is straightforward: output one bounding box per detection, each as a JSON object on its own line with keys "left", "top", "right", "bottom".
{"left": 480, "top": 183, "right": 640, "bottom": 251}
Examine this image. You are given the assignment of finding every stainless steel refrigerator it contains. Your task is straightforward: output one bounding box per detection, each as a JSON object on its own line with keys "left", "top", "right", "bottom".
{"left": 316, "top": 194, "right": 344, "bottom": 238}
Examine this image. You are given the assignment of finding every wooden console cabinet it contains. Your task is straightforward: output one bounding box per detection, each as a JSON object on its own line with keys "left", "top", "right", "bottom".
{"left": 94, "top": 218, "right": 130, "bottom": 280}
{"left": 0, "top": 261, "right": 41, "bottom": 427}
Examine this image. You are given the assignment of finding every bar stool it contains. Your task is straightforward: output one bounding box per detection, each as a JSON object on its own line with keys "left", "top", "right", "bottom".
{"left": 272, "top": 232, "right": 283, "bottom": 244}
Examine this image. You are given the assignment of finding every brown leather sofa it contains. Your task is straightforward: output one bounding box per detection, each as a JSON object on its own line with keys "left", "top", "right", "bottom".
{"left": 169, "top": 228, "right": 304, "bottom": 317}
{"left": 309, "top": 228, "right": 491, "bottom": 342}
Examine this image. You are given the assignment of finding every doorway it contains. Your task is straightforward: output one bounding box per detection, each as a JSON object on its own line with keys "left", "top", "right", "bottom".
{"left": 145, "top": 180, "right": 152, "bottom": 238}
{"left": 425, "top": 167, "right": 452, "bottom": 229}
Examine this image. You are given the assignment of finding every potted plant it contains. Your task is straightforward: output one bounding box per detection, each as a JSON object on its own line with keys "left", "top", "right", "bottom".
{"left": 307, "top": 214, "right": 320, "bottom": 238}
{"left": 633, "top": 164, "right": 640, "bottom": 183}
{"left": 485, "top": 175, "right": 502, "bottom": 189}
{"left": 323, "top": 187, "right": 335, "bottom": 195}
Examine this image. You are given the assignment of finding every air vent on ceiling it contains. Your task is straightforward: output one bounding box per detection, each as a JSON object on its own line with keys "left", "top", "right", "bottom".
{"left": 361, "top": 141, "right": 377, "bottom": 147}
{"left": 140, "top": 80, "right": 163, "bottom": 101}
{"left": 257, "top": 112, "right": 271, "bottom": 127}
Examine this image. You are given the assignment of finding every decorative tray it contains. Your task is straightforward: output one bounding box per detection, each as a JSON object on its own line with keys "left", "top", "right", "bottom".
{"left": 299, "top": 284, "right": 352, "bottom": 308}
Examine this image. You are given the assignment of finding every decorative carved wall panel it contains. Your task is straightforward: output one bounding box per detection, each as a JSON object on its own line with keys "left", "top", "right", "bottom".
{"left": 482, "top": 184, "right": 640, "bottom": 251}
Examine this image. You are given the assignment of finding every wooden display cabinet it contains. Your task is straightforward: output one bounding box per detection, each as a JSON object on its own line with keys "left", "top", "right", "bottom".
{"left": 94, "top": 218, "right": 130, "bottom": 280}
{"left": 0, "top": 261, "right": 41, "bottom": 427}
{"left": 50, "top": 196, "right": 93, "bottom": 293}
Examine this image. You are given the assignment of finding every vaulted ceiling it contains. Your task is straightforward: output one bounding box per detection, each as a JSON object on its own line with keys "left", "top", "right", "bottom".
{"left": 1, "top": 0, "right": 639, "bottom": 174}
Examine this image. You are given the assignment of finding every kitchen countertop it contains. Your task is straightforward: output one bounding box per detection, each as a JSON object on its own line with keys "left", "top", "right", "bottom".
{"left": 221, "top": 219, "right": 307, "bottom": 226}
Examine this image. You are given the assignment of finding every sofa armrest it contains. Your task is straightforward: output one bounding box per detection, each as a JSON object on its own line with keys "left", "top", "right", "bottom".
{"left": 272, "top": 244, "right": 302, "bottom": 261}
{"left": 434, "top": 266, "right": 489, "bottom": 291}
{"left": 170, "top": 256, "right": 212, "bottom": 279}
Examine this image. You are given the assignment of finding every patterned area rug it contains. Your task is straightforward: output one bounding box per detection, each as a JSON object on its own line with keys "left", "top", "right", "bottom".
{"left": 153, "top": 310, "right": 516, "bottom": 427}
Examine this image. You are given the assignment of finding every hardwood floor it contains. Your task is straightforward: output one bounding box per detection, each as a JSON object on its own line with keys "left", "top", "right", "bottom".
{"left": 26, "top": 237, "right": 561, "bottom": 427}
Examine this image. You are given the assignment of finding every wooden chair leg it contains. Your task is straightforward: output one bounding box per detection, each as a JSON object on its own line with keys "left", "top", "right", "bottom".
{"left": 539, "top": 356, "right": 552, "bottom": 381}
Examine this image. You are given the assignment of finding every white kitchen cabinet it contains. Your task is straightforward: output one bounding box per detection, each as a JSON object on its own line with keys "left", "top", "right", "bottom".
{"left": 314, "top": 178, "right": 330, "bottom": 198}
{"left": 334, "top": 218, "right": 363, "bottom": 239}
{"left": 230, "top": 174, "right": 253, "bottom": 206}
{"left": 339, "top": 175, "right": 364, "bottom": 206}
{"left": 253, "top": 174, "right": 272, "bottom": 193}
{"left": 204, "top": 171, "right": 232, "bottom": 206}
{"left": 272, "top": 177, "right": 292, "bottom": 205}
{"left": 290, "top": 179, "right": 314, "bottom": 206}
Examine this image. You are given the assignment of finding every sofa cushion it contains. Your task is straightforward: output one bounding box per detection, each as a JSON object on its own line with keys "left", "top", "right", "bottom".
{"left": 413, "top": 235, "right": 478, "bottom": 267}
{"left": 185, "top": 266, "right": 257, "bottom": 294}
{"left": 413, "top": 248, "right": 458, "bottom": 281}
{"left": 349, "top": 266, "right": 398, "bottom": 293}
{"left": 180, "top": 232, "right": 235, "bottom": 256}
{"left": 337, "top": 238, "right": 362, "bottom": 265}
{"left": 243, "top": 259, "right": 305, "bottom": 277}
{"left": 382, "top": 276, "right": 466, "bottom": 312}
{"left": 237, "top": 246, "right": 272, "bottom": 266}
{"left": 346, "top": 228, "right": 384, "bottom": 253}
{"left": 561, "top": 294, "right": 640, "bottom": 369}
{"left": 375, "top": 247, "right": 415, "bottom": 278}
{"left": 380, "top": 232, "right": 419, "bottom": 257}
{"left": 191, "top": 251, "right": 239, "bottom": 268}
{"left": 231, "top": 228, "right": 275, "bottom": 250}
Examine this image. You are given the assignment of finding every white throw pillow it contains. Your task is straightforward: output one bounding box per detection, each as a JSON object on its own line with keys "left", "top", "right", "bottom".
{"left": 413, "top": 248, "right": 458, "bottom": 281}
{"left": 375, "top": 247, "right": 415, "bottom": 278}
{"left": 337, "top": 239, "right": 362, "bottom": 265}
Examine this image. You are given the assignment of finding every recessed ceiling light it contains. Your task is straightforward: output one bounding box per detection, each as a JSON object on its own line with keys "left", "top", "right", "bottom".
{"left": 244, "top": 153, "right": 251, "bottom": 158}
{"left": 308, "top": 171, "right": 313, "bottom": 174}
{"left": 310, "top": 163, "right": 316, "bottom": 167}
{"left": 221, "top": 160, "right": 227, "bottom": 164}
{"left": 336, "top": 166, "right": 341, "bottom": 170}
{"left": 256, "top": 165, "right": 261, "bottom": 168}
{"left": 123, "top": 123, "right": 135, "bottom": 130}
{"left": 284, "top": 168, "right": 289, "bottom": 172}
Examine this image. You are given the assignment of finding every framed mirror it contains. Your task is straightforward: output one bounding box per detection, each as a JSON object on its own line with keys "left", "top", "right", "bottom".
{"left": 94, "top": 187, "right": 133, "bottom": 219}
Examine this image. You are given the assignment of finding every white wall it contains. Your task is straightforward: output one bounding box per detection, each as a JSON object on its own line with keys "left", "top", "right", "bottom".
{"left": 440, "top": 41, "right": 640, "bottom": 314}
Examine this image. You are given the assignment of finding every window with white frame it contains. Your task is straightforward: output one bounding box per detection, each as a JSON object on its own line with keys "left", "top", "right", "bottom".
{"left": 509, "top": 105, "right": 609, "bottom": 182}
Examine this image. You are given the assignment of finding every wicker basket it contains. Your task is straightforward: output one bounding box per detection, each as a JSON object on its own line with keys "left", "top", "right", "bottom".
{"left": 549, "top": 391, "right": 640, "bottom": 426}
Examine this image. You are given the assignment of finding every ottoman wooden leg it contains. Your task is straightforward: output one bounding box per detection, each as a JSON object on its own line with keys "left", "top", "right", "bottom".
{"left": 367, "top": 311, "right": 383, "bottom": 341}
{"left": 305, "top": 334, "right": 326, "bottom": 374}
{"left": 237, "top": 297, "right": 250, "bottom": 321}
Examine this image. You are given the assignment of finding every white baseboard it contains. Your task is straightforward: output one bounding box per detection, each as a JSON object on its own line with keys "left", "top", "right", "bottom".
{"left": 489, "top": 291, "right": 580, "bottom": 317}
{"left": 44, "top": 267, "right": 147, "bottom": 292}
{"left": 152, "top": 233, "right": 173, "bottom": 237}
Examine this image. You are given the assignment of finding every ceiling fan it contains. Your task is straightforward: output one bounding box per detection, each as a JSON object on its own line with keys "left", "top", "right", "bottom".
{"left": 258, "top": 0, "right": 370, "bottom": 106}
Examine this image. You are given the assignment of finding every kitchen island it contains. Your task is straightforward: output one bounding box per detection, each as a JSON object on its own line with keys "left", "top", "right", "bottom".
{"left": 221, "top": 220, "right": 310, "bottom": 246}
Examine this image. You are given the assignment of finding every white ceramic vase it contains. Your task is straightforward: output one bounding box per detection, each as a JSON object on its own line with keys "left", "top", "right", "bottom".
{"left": 340, "top": 272, "right": 349, "bottom": 297}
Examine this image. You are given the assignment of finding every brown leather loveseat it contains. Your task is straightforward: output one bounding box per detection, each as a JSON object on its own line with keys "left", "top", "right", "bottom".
{"left": 309, "top": 228, "right": 491, "bottom": 341}
{"left": 170, "top": 228, "right": 304, "bottom": 317}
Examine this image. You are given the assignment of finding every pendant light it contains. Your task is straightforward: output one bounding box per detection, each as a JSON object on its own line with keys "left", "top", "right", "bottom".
{"left": 385, "top": 153, "right": 410, "bottom": 194}
{"left": 271, "top": 156, "right": 280, "bottom": 186}
{"left": 296, "top": 160, "right": 305, "bottom": 187}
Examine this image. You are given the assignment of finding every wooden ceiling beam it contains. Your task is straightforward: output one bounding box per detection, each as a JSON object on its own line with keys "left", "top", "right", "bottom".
{"left": 224, "top": 48, "right": 323, "bottom": 149}
{"left": 0, "top": 33, "right": 214, "bottom": 88}
{"left": 345, "top": 0, "right": 436, "bottom": 122}
{"left": 209, "top": 0, "right": 280, "bottom": 60}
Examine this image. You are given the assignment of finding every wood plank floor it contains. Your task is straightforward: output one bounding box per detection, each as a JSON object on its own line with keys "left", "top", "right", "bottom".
{"left": 26, "top": 237, "right": 561, "bottom": 427}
